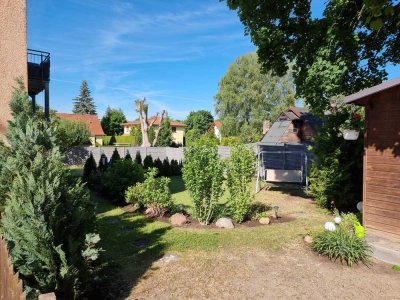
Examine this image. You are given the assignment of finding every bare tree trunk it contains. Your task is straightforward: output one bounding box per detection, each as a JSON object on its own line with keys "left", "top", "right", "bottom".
{"left": 134, "top": 98, "right": 166, "bottom": 147}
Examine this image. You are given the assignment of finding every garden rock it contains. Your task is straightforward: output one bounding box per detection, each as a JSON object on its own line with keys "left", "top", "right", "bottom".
{"left": 145, "top": 207, "right": 155, "bottom": 215}
{"left": 215, "top": 218, "right": 234, "bottom": 229}
{"left": 158, "top": 254, "right": 179, "bottom": 263}
{"left": 170, "top": 213, "right": 187, "bottom": 226}
{"left": 304, "top": 235, "right": 313, "bottom": 244}
{"left": 259, "top": 217, "right": 271, "bottom": 225}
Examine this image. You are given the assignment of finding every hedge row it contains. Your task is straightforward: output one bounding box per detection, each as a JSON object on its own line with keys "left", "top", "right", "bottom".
{"left": 103, "top": 135, "right": 136, "bottom": 146}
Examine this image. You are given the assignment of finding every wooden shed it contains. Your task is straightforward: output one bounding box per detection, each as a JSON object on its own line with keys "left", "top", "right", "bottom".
{"left": 345, "top": 78, "right": 400, "bottom": 241}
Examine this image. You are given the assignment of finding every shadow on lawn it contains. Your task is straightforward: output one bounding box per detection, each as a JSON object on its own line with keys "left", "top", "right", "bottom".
{"left": 262, "top": 182, "right": 310, "bottom": 198}
{"left": 92, "top": 200, "right": 171, "bottom": 299}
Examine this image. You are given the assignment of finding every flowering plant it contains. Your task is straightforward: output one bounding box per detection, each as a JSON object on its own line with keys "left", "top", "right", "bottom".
{"left": 340, "top": 113, "right": 364, "bottom": 132}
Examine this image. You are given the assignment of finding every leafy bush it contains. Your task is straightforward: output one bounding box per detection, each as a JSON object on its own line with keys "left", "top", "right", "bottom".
{"left": 143, "top": 155, "right": 154, "bottom": 169}
{"left": 221, "top": 136, "right": 241, "bottom": 146}
{"left": 102, "top": 136, "right": 115, "bottom": 146}
{"left": 170, "top": 159, "right": 179, "bottom": 176}
{"left": 182, "top": 146, "right": 224, "bottom": 225}
{"left": 103, "top": 159, "right": 144, "bottom": 202}
{"left": 98, "top": 153, "right": 108, "bottom": 173}
{"left": 134, "top": 151, "right": 142, "bottom": 165}
{"left": 54, "top": 118, "right": 90, "bottom": 152}
{"left": 83, "top": 152, "right": 97, "bottom": 184}
{"left": 110, "top": 148, "right": 121, "bottom": 164}
{"left": 115, "top": 135, "right": 135, "bottom": 144}
{"left": 125, "top": 168, "right": 172, "bottom": 216}
{"left": 312, "top": 227, "right": 371, "bottom": 266}
{"left": 129, "top": 126, "right": 143, "bottom": 146}
{"left": 0, "top": 82, "right": 101, "bottom": 298}
{"left": 225, "top": 144, "right": 255, "bottom": 223}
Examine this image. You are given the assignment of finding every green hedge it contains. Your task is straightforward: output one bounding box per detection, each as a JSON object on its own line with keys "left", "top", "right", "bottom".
{"left": 103, "top": 135, "right": 136, "bottom": 146}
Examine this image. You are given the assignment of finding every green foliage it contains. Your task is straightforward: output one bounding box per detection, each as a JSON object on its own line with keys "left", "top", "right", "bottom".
{"left": 392, "top": 265, "right": 400, "bottom": 272}
{"left": 188, "top": 134, "right": 219, "bottom": 147}
{"left": 125, "top": 150, "right": 132, "bottom": 160}
{"left": 53, "top": 118, "right": 90, "bottom": 152}
{"left": 83, "top": 152, "right": 97, "bottom": 183}
{"left": 103, "top": 135, "right": 135, "bottom": 146}
{"left": 0, "top": 82, "right": 100, "bottom": 298}
{"left": 110, "top": 148, "right": 121, "bottom": 163}
{"left": 221, "top": 136, "right": 241, "bottom": 146}
{"left": 225, "top": 144, "right": 256, "bottom": 223}
{"left": 185, "top": 128, "right": 202, "bottom": 146}
{"left": 162, "top": 158, "right": 171, "bottom": 177}
{"left": 134, "top": 151, "right": 142, "bottom": 165}
{"left": 313, "top": 227, "right": 371, "bottom": 266}
{"left": 98, "top": 153, "right": 108, "bottom": 173}
{"left": 125, "top": 168, "right": 173, "bottom": 216}
{"left": 170, "top": 159, "right": 182, "bottom": 176}
{"left": 143, "top": 155, "right": 154, "bottom": 170}
{"left": 182, "top": 146, "right": 225, "bottom": 225}
{"left": 129, "top": 126, "right": 143, "bottom": 146}
{"left": 153, "top": 158, "right": 163, "bottom": 175}
{"left": 215, "top": 52, "right": 295, "bottom": 141}
{"left": 72, "top": 80, "right": 96, "bottom": 115}
{"left": 103, "top": 159, "right": 144, "bottom": 202}
{"left": 185, "top": 110, "right": 214, "bottom": 135}
{"left": 155, "top": 119, "right": 173, "bottom": 147}
{"left": 102, "top": 136, "right": 114, "bottom": 146}
{"left": 101, "top": 106, "right": 127, "bottom": 135}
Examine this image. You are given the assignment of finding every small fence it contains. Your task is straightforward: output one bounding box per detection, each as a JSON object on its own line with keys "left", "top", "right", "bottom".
{"left": 0, "top": 235, "right": 25, "bottom": 300}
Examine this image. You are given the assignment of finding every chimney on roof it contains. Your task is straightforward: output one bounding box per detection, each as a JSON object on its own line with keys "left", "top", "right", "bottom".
{"left": 263, "top": 120, "right": 270, "bottom": 135}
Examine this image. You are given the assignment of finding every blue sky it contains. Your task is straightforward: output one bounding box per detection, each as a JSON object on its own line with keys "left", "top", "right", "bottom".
{"left": 28, "top": 0, "right": 399, "bottom": 121}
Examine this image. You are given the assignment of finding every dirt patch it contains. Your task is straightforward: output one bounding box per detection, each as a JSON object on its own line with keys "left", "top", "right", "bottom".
{"left": 128, "top": 242, "right": 400, "bottom": 300}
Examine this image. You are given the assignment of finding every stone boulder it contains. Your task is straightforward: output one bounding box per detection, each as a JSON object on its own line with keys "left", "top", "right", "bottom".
{"left": 170, "top": 213, "right": 188, "bottom": 226}
{"left": 304, "top": 235, "right": 313, "bottom": 244}
{"left": 145, "top": 207, "right": 155, "bottom": 215}
{"left": 259, "top": 217, "right": 271, "bottom": 225}
{"left": 215, "top": 217, "right": 234, "bottom": 229}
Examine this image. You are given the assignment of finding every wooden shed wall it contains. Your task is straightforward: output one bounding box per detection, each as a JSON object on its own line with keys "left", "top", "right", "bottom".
{"left": 364, "top": 86, "right": 400, "bottom": 239}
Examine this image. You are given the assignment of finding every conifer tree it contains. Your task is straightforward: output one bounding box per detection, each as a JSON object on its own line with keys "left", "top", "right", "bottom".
{"left": 0, "top": 82, "right": 101, "bottom": 298}
{"left": 155, "top": 119, "right": 173, "bottom": 147}
{"left": 72, "top": 80, "right": 96, "bottom": 115}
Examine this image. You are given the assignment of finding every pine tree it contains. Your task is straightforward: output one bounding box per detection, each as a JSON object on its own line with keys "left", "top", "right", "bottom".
{"left": 134, "top": 151, "right": 142, "bottom": 165}
{"left": 125, "top": 150, "right": 132, "bottom": 160}
{"left": 110, "top": 148, "right": 121, "bottom": 164}
{"left": 155, "top": 119, "right": 173, "bottom": 147}
{"left": 72, "top": 80, "right": 96, "bottom": 115}
{"left": 0, "top": 82, "right": 101, "bottom": 298}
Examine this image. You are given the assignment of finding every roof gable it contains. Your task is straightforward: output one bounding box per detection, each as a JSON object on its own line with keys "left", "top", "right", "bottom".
{"left": 56, "top": 113, "right": 105, "bottom": 136}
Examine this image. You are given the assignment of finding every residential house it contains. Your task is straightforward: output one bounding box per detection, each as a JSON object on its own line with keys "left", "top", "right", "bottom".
{"left": 211, "top": 121, "right": 222, "bottom": 139}
{"left": 56, "top": 113, "right": 105, "bottom": 146}
{"left": 0, "top": 0, "right": 51, "bottom": 141}
{"left": 260, "top": 107, "right": 318, "bottom": 144}
{"left": 122, "top": 117, "right": 186, "bottom": 145}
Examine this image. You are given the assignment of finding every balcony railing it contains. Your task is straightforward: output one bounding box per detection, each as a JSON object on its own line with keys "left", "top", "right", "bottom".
{"left": 27, "top": 48, "right": 50, "bottom": 82}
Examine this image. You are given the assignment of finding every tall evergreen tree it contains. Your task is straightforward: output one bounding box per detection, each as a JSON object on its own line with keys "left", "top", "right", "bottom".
{"left": 155, "top": 118, "right": 173, "bottom": 147}
{"left": 72, "top": 80, "right": 96, "bottom": 115}
{"left": 0, "top": 82, "right": 101, "bottom": 298}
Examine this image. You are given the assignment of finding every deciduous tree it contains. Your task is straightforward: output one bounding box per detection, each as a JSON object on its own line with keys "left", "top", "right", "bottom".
{"left": 101, "top": 106, "right": 127, "bottom": 135}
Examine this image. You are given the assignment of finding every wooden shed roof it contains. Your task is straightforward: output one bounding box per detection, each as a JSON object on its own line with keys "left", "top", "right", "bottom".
{"left": 345, "top": 77, "right": 400, "bottom": 105}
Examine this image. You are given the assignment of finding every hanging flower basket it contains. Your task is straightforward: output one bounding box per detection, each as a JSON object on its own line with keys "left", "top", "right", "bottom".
{"left": 342, "top": 129, "right": 360, "bottom": 140}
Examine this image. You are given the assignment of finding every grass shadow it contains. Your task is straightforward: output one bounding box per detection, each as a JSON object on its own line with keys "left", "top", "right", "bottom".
{"left": 168, "top": 176, "right": 186, "bottom": 194}
{"left": 92, "top": 196, "right": 171, "bottom": 299}
{"left": 261, "top": 182, "right": 310, "bottom": 198}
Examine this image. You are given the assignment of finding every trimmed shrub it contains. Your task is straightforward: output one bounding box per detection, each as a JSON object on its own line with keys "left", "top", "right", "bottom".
{"left": 134, "top": 151, "right": 142, "bottom": 165}
{"left": 98, "top": 153, "right": 108, "bottom": 173}
{"left": 182, "top": 146, "right": 224, "bottom": 225}
{"left": 162, "top": 158, "right": 171, "bottom": 177}
{"left": 125, "top": 150, "right": 132, "bottom": 160}
{"left": 143, "top": 155, "right": 154, "bottom": 170}
{"left": 153, "top": 158, "right": 163, "bottom": 176}
{"left": 83, "top": 152, "right": 97, "bottom": 184}
{"left": 170, "top": 159, "right": 179, "bottom": 176}
{"left": 225, "top": 144, "right": 255, "bottom": 223}
{"left": 110, "top": 148, "right": 121, "bottom": 164}
{"left": 115, "top": 135, "right": 135, "bottom": 144}
{"left": 103, "top": 159, "right": 144, "bottom": 202}
{"left": 125, "top": 168, "right": 172, "bottom": 216}
{"left": 313, "top": 227, "right": 371, "bottom": 266}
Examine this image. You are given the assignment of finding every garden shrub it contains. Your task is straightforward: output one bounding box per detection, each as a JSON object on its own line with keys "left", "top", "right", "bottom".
{"left": 153, "top": 158, "right": 163, "bottom": 176}
{"left": 170, "top": 159, "right": 179, "bottom": 176}
{"left": 162, "top": 158, "right": 171, "bottom": 177}
{"left": 125, "top": 168, "right": 172, "bottom": 216}
{"left": 125, "top": 150, "right": 132, "bottom": 160}
{"left": 134, "top": 151, "right": 142, "bottom": 165}
{"left": 143, "top": 155, "right": 154, "bottom": 169}
{"left": 54, "top": 118, "right": 90, "bottom": 152}
{"left": 115, "top": 135, "right": 135, "bottom": 145}
{"left": 0, "top": 82, "right": 101, "bottom": 298}
{"left": 103, "top": 159, "right": 144, "bottom": 202}
{"left": 182, "top": 146, "right": 224, "bottom": 225}
{"left": 248, "top": 202, "right": 271, "bottom": 221}
{"left": 110, "top": 148, "right": 120, "bottom": 164}
{"left": 312, "top": 227, "right": 371, "bottom": 266}
{"left": 221, "top": 136, "right": 241, "bottom": 146}
{"left": 83, "top": 152, "right": 97, "bottom": 184}
{"left": 98, "top": 153, "right": 108, "bottom": 173}
{"left": 225, "top": 144, "right": 255, "bottom": 223}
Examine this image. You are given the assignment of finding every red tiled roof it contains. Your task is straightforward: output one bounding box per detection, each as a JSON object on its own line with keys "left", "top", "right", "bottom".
{"left": 56, "top": 113, "right": 105, "bottom": 136}
{"left": 122, "top": 117, "right": 186, "bottom": 127}
{"left": 212, "top": 121, "right": 221, "bottom": 129}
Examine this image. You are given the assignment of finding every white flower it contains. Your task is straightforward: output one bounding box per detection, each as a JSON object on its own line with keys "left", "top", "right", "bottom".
{"left": 334, "top": 216, "right": 342, "bottom": 224}
{"left": 324, "top": 222, "right": 336, "bottom": 232}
